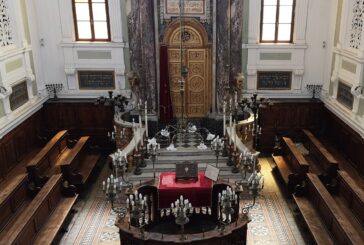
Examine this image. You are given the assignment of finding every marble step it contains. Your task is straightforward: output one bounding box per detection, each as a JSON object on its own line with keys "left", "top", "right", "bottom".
{"left": 141, "top": 162, "right": 233, "bottom": 170}
{"left": 158, "top": 149, "right": 217, "bottom": 157}
{"left": 128, "top": 170, "right": 242, "bottom": 182}
{"left": 145, "top": 158, "right": 228, "bottom": 165}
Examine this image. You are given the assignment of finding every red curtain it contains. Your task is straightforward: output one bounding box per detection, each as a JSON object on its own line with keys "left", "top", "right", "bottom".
{"left": 159, "top": 45, "right": 174, "bottom": 123}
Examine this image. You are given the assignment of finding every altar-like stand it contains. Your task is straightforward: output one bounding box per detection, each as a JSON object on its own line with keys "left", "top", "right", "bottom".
{"left": 117, "top": 176, "right": 250, "bottom": 245}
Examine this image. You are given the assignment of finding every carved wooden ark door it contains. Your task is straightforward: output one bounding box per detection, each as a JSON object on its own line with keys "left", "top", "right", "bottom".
{"left": 164, "top": 19, "right": 211, "bottom": 118}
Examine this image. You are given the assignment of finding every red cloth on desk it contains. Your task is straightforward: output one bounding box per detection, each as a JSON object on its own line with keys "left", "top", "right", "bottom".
{"left": 158, "top": 172, "right": 213, "bottom": 209}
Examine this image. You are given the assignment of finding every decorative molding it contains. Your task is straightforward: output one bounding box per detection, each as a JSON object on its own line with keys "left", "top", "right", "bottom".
{"left": 349, "top": 0, "right": 364, "bottom": 49}
{"left": 0, "top": 0, "right": 13, "bottom": 47}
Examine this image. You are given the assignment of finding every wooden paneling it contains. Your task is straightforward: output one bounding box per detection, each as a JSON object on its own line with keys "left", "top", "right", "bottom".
{"left": 42, "top": 99, "right": 114, "bottom": 151}
{"left": 0, "top": 111, "right": 43, "bottom": 177}
{"left": 322, "top": 108, "right": 364, "bottom": 176}
{"left": 259, "top": 100, "right": 324, "bottom": 152}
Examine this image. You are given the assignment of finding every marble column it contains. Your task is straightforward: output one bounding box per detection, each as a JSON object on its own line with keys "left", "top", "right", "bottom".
{"left": 230, "top": 0, "right": 244, "bottom": 82}
{"left": 127, "top": 0, "right": 157, "bottom": 113}
{"left": 216, "top": 0, "right": 244, "bottom": 112}
{"left": 216, "top": 0, "right": 229, "bottom": 113}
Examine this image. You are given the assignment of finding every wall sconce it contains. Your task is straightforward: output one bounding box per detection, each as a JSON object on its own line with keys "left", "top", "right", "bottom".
{"left": 352, "top": 85, "right": 364, "bottom": 99}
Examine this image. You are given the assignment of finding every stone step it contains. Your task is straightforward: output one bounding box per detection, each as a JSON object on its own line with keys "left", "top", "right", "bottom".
{"left": 158, "top": 149, "right": 216, "bottom": 157}
{"left": 141, "top": 162, "right": 233, "bottom": 170}
{"left": 156, "top": 154, "right": 227, "bottom": 161}
{"left": 128, "top": 170, "right": 242, "bottom": 182}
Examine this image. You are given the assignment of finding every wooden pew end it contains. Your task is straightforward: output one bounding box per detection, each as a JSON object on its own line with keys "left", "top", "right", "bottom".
{"left": 61, "top": 180, "right": 77, "bottom": 197}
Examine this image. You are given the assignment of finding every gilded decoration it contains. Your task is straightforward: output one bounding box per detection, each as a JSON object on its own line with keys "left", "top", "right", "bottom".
{"left": 164, "top": 19, "right": 211, "bottom": 118}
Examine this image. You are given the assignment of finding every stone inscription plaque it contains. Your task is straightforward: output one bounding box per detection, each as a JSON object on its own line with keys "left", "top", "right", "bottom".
{"left": 257, "top": 71, "right": 292, "bottom": 90}
{"left": 10, "top": 81, "right": 28, "bottom": 111}
{"left": 78, "top": 70, "right": 115, "bottom": 90}
{"left": 165, "top": 0, "right": 205, "bottom": 15}
{"left": 337, "top": 81, "right": 354, "bottom": 110}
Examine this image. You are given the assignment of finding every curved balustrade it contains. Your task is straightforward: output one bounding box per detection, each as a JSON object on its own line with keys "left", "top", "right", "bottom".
{"left": 110, "top": 105, "right": 146, "bottom": 170}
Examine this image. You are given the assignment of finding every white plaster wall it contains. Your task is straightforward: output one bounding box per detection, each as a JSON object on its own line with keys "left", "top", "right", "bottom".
{"left": 302, "top": 0, "right": 332, "bottom": 89}
{"left": 26, "top": 0, "right": 130, "bottom": 99}
{"left": 244, "top": 0, "right": 334, "bottom": 98}
{"left": 0, "top": 0, "right": 46, "bottom": 138}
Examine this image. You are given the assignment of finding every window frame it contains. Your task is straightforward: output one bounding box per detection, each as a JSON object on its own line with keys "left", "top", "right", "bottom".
{"left": 72, "top": 0, "right": 111, "bottom": 42}
{"left": 260, "top": 0, "right": 296, "bottom": 43}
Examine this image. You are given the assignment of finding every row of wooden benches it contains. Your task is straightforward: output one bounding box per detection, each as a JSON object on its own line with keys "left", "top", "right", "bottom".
{"left": 0, "top": 130, "right": 100, "bottom": 244}
{"left": 273, "top": 129, "right": 364, "bottom": 244}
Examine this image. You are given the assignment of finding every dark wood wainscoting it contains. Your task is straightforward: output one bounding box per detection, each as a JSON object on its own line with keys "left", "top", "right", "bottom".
{"left": 42, "top": 99, "right": 114, "bottom": 152}
{"left": 259, "top": 99, "right": 324, "bottom": 152}
{"left": 0, "top": 110, "right": 43, "bottom": 178}
{"left": 322, "top": 108, "right": 364, "bottom": 176}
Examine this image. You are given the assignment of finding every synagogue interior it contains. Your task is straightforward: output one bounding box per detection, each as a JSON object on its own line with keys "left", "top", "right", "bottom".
{"left": 0, "top": 0, "right": 364, "bottom": 244}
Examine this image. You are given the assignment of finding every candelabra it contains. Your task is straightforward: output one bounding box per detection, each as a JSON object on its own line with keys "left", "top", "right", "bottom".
{"left": 108, "top": 125, "right": 117, "bottom": 143}
{"left": 218, "top": 186, "right": 238, "bottom": 235}
{"left": 110, "top": 149, "right": 131, "bottom": 184}
{"left": 126, "top": 190, "right": 150, "bottom": 238}
{"left": 241, "top": 171, "right": 264, "bottom": 219}
{"left": 102, "top": 174, "right": 126, "bottom": 219}
{"left": 45, "top": 83, "right": 63, "bottom": 100}
{"left": 95, "top": 91, "right": 128, "bottom": 111}
{"left": 147, "top": 141, "right": 160, "bottom": 179}
{"left": 306, "top": 84, "right": 323, "bottom": 99}
{"left": 171, "top": 195, "right": 193, "bottom": 241}
{"left": 239, "top": 93, "right": 270, "bottom": 150}
{"left": 211, "top": 136, "right": 224, "bottom": 167}
{"left": 136, "top": 99, "right": 150, "bottom": 165}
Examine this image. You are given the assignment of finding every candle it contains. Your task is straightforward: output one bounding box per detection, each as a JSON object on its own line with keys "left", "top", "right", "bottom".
{"left": 223, "top": 102, "right": 226, "bottom": 136}
{"left": 102, "top": 181, "right": 105, "bottom": 191}
{"left": 229, "top": 113, "right": 232, "bottom": 128}
{"left": 145, "top": 101, "right": 148, "bottom": 137}
{"left": 234, "top": 120, "right": 237, "bottom": 151}
{"left": 139, "top": 127, "right": 143, "bottom": 146}
{"left": 234, "top": 91, "right": 238, "bottom": 108}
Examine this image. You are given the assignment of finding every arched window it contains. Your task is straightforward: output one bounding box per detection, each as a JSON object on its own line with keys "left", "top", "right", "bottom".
{"left": 72, "top": 0, "right": 110, "bottom": 41}
{"left": 260, "top": 0, "right": 295, "bottom": 43}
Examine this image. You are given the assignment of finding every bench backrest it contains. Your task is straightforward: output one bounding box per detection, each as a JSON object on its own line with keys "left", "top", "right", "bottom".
{"left": 302, "top": 129, "right": 339, "bottom": 172}
{"left": 0, "top": 174, "right": 63, "bottom": 245}
{"left": 307, "top": 173, "right": 363, "bottom": 244}
{"left": 0, "top": 175, "right": 29, "bottom": 232}
{"left": 282, "top": 137, "right": 309, "bottom": 174}
{"left": 337, "top": 171, "right": 364, "bottom": 224}
{"left": 60, "top": 136, "right": 89, "bottom": 174}
{"left": 27, "top": 130, "right": 68, "bottom": 177}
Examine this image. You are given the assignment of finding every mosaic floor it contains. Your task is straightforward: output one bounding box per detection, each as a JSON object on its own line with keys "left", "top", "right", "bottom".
{"left": 59, "top": 157, "right": 306, "bottom": 245}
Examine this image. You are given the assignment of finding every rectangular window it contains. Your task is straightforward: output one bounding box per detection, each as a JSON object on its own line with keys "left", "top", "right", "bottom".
{"left": 72, "top": 0, "right": 110, "bottom": 41}
{"left": 10, "top": 81, "right": 29, "bottom": 111}
{"left": 260, "top": 0, "right": 295, "bottom": 43}
{"left": 337, "top": 82, "right": 354, "bottom": 110}
{"left": 257, "top": 71, "right": 292, "bottom": 90}
{"left": 78, "top": 70, "right": 115, "bottom": 90}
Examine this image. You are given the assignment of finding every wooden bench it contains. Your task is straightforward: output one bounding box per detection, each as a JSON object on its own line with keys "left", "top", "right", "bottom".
{"left": 335, "top": 170, "right": 364, "bottom": 225}
{"left": 0, "top": 174, "right": 78, "bottom": 245}
{"left": 27, "top": 130, "right": 69, "bottom": 187}
{"left": 0, "top": 174, "right": 34, "bottom": 232}
{"left": 302, "top": 129, "right": 339, "bottom": 178}
{"left": 295, "top": 173, "right": 364, "bottom": 244}
{"left": 60, "top": 136, "right": 100, "bottom": 186}
{"left": 273, "top": 137, "right": 309, "bottom": 192}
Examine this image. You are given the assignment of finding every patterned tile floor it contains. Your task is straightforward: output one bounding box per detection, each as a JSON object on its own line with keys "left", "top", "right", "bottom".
{"left": 59, "top": 157, "right": 307, "bottom": 245}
